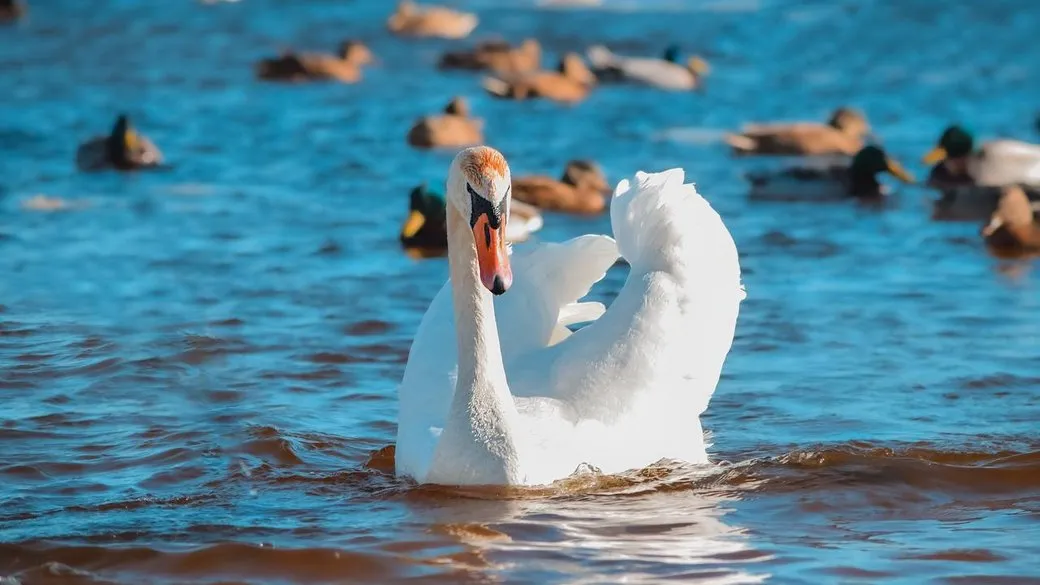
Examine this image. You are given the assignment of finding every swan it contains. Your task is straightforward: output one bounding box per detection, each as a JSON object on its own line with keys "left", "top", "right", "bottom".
{"left": 395, "top": 146, "right": 745, "bottom": 486}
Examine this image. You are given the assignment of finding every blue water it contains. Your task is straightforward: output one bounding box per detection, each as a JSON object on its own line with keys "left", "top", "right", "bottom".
{"left": 1, "top": 0, "right": 1039, "bottom": 583}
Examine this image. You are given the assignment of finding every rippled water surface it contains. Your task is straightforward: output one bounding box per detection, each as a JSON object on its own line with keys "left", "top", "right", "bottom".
{"left": 3, "top": 0, "right": 1040, "bottom": 583}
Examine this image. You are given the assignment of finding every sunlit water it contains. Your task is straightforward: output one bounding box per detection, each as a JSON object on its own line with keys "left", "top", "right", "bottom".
{"left": 2, "top": 0, "right": 1039, "bottom": 583}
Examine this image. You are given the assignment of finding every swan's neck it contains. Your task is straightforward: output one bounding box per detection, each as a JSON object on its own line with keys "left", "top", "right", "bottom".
{"left": 429, "top": 209, "right": 520, "bottom": 484}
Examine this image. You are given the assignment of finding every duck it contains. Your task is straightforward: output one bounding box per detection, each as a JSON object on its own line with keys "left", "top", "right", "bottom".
{"left": 586, "top": 44, "right": 710, "bottom": 91}
{"left": 482, "top": 53, "right": 596, "bottom": 104}
{"left": 725, "top": 107, "right": 871, "bottom": 156}
{"left": 406, "top": 97, "right": 484, "bottom": 149}
{"left": 401, "top": 183, "right": 544, "bottom": 251}
{"left": 439, "top": 38, "right": 542, "bottom": 76}
{"left": 512, "top": 160, "right": 611, "bottom": 214}
{"left": 981, "top": 186, "right": 1040, "bottom": 253}
{"left": 1, "top": 0, "right": 25, "bottom": 22}
{"left": 395, "top": 146, "right": 744, "bottom": 486}
{"left": 75, "top": 114, "right": 164, "bottom": 172}
{"left": 255, "top": 40, "right": 372, "bottom": 83}
{"left": 746, "top": 145, "right": 914, "bottom": 201}
{"left": 387, "top": 0, "right": 477, "bottom": 39}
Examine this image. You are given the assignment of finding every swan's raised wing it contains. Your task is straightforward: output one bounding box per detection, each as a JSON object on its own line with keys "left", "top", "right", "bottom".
{"left": 511, "top": 170, "right": 745, "bottom": 451}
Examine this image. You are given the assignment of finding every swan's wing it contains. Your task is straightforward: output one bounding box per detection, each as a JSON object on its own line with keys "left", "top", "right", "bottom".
{"left": 395, "top": 236, "right": 619, "bottom": 479}
{"left": 513, "top": 169, "right": 744, "bottom": 437}
{"left": 973, "top": 140, "right": 1040, "bottom": 187}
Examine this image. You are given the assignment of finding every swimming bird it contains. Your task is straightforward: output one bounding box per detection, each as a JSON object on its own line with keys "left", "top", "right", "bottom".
{"left": 255, "top": 40, "right": 372, "bottom": 83}
{"left": 725, "top": 107, "right": 871, "bottom": 156}
{"left": 586, "top": 44, "right": 709, "bottom": 91}
{"left": 401, "top": 183, "right": 543, "bottom": 252}
{"left": 395, "top": 146, "right": 744, "bottom": 486}
{"left": 746, "top": 145, "right": 914, "bottom": 201}
{"left": 0, "top": 0, "right": 25, "bottom": 22}
{"left": 406, "top": 97, "right": 484, "bottom": 149}
{"left": 75, "top": 114, "right": 164, "bottom": 172}
{"left": 482, "top": 53, "right": 596, "bottom": 104}
{"left": 981, "top": 186, "right": 1040, "bottom": 253}
{"left": 512, "top": 160, "right": 611, "bottom": 214}
{"left": 924, "top": 125, "right": 1040, "bottom": 220}
{"left": 439, "top": 39, "right": 542, "bottom": 76}
{"left": 387, "top": 0, "right": 477, "bottom": 39}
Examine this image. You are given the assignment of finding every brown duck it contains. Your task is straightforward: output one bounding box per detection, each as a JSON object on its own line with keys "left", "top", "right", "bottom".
{"left": 725, "top": 107, "right": 871, "bottom": 156}
{"left": 75, "top": 114, "right": 164, "bottom": 172}
{"left": 406, "top": 97, "right": 484, "bottom": 149}
{"left": 256, "top": 40, "right": 372, "bottom": 83}
{"left": 387, "top": 1, "right": 477, "bottom": 39}
{"left": 512, "top": 160, "right": 611, "bottom": 214}
{"left": 439, "top": 38, "right": 541, "bottom": 76}
{"left": 982, "top": 185, "right": 1040, "bottom": 253}
{"left": 483, "top": 53, "right": 596, "bottom": 105}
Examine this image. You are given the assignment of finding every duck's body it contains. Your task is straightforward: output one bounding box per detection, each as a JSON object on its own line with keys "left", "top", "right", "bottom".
{"left": 483, "top": 54, "right": 595, "bottom": 104}
{"left": 387, "top": 0, "right": 477, "bottom": 39}
{"left": 747, "top": 145, "right": 913, "bottom": 201}
{"left": 439, "top": 39, "right": 541, "bottom": 76}
{"left": 586, "top": 45, "right": 709, "bottom": 91}
{"left": 256, "top": 41, "right": 372, "bottom": 83}
{"left": 1, "top": 0, "right": 25, "bottom": 22}
{"left": 75, "top": 114, "right": 163, "bottom": 172}
{"left": 924, "top": 126, "right": 1040, "bottom": 220}
{"left": 407, "top": 97, "right": 484, "bottom": 149}
{"left": 396, "top": 146, "right": 744, "bottom": 486}
{"left": 512, "top": 160, "right": 611, "bottom": 214}
{"left": 982, "top": 186, "right": 1040, "bottom": 253}
{"left": 401, "top": 184, "right": 543, "bottom": 252}
{"left": 726, "top": 108, "right": 870, "bottom": 156}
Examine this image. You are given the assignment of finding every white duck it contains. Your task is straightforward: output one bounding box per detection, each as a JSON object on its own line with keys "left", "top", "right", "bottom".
{"left": 395, "top": 146, "right": 744, "bottom": 486}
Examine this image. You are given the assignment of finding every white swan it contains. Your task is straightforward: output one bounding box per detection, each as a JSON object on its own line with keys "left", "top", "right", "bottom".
{"left": 395, "top": 146, "right": 744, "bottom": 486}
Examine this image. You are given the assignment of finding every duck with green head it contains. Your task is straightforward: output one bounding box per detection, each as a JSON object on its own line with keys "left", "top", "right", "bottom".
{"left": 585, "top": 43, "right": 709, "bottom": 91}
{"left": 400, "top": 183, "right": 543, "bottom": 252}
{"left": 924, "top": 124, "right": 1040, "bottom": 220}
{"left": 76, "top": 114, "right": 164, "bottom": 172}
{"left": 747, "top": 145, "right": 914, "bottom": 201}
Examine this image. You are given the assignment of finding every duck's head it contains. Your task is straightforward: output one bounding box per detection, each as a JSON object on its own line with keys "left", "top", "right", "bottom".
{"left": 828, "top": 107, "right": 870, "bottom": 137}
{"left": 850, "top": 145, "right": 914, "bottom": 183}
{"left": 557, "top": 53, "right": 596, "bottom": 86}
{"left": 339, "top": 40, "right": 373, "bottom": 65}
{"left": 562, "top": 159, "right": 610, "bottom": 192}
{"left": 444, "top": 96, "right": 470, "bottom": 117}
{"left": 519, "top": 38, "right": 541, "bottom": 58}
{"left": 662, "top": 44, "right": 681, "bottom": 63}
{"left": 107, "top": 114, "right": 139, "bottom": 163}
{"left": 924, "top": 125, "right": 973, "bottom": 164}
{"left": 447, "top": 146, "right": 513, "bottom": 295}
{"left": 401, "top": 184, "right": 447, "bottom": 245}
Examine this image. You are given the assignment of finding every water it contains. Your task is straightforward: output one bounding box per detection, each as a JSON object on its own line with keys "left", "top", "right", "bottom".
{"left": 2, "top": 0, "right": 1040, "bottom": 583}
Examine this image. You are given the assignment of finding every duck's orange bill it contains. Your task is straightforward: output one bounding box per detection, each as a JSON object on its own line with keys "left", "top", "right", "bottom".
{"left": 922, "top": 146, "right": 947, "bottom": 165}
{"left": 886, "top": 159, "right": 915, "bottom": 183}
{"left": 401, "top": 210, "right": 426, "bottom": 239}
{"left": 472, "top": 213, "right": 512, "bottom": 295}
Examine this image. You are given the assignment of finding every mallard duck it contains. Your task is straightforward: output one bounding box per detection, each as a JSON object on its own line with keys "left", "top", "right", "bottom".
{"left": 924, "top": 125, "right": 1040, "bottom": 220}
{"left": 747, "top": 145, "right": 914, "bottom": 201}
{"left": 401, "top": 184, "right": 543, "bottom": 251}
{"left": 387, "top": 1, "right": 477, "bottom": 39}
{"left": 981, "top": 186, "right": 1040, "bottom": 253}
{"left": 75, "top": 114, "right": 164, "bottom": 172}
{"left": 438, "top": 38, "right": 541, "bottom": 76}
{"left": 483, "top": 53, "right": 596, "bottom": 104}
{"left": 725, "top": 107, "right": 871, "bottom": 156}
{"left": 406, "top": 97, "right": 484, "bottom": 149}
{"left": 586, "top": 44, "right": 709, "bottom": 91}
{"left": 512, "top": 160, "right": 610, "bottom": 214}
{"left": 256, "top": 40, "right": 372, "bottom": 83}
{"left": 1, "top": 0, "right": 25, "bottom": 22}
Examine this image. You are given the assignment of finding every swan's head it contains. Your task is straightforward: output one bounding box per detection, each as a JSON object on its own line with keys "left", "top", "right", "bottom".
{"left": 447, "top": 146, "right": 513, "bottom": 296}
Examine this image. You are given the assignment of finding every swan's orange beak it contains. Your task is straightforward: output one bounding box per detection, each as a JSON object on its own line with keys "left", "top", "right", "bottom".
{"left": 472, "top": 212, "right": 511, "bottom": 295}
